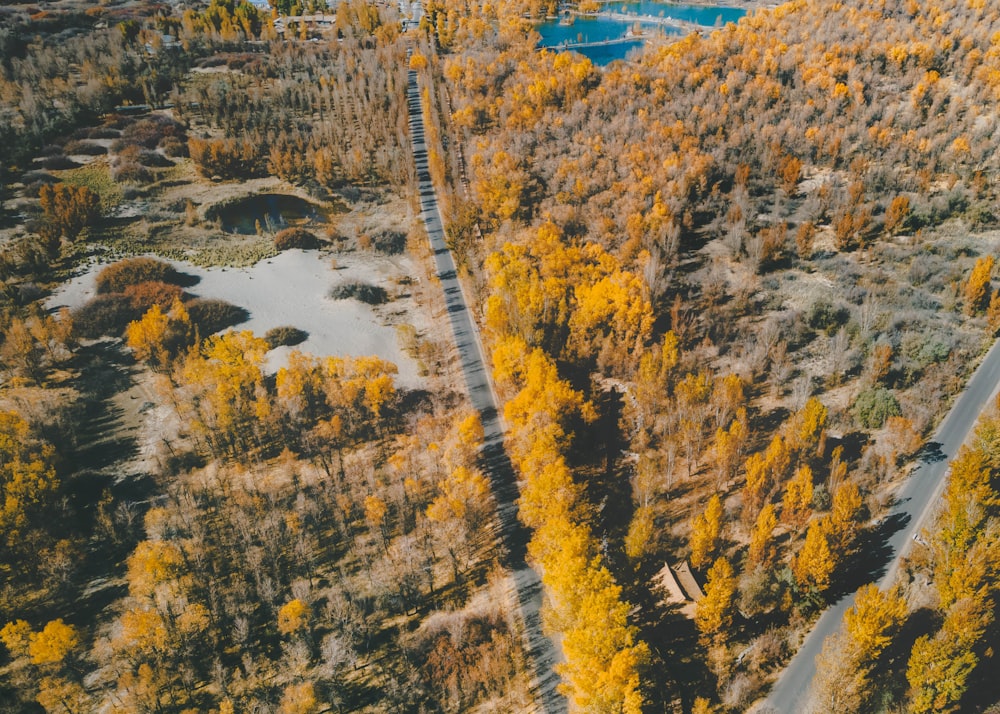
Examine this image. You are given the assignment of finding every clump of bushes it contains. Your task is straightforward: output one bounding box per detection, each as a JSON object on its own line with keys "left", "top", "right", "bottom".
{"left": 808, "top": 299, "right": 850, "bottom": 335}
{"left": 357, "top": 231, "right": 404, "bottom": 253}
{"left": 39, "top": 155, "right": 80, "bottom": 170}
{"left": 72, "top": 294, "right": 139, "bottom": 339}
{"left": 96, "top": 258, "right": 190, "bottom": 294}
{"left": 329, "top": 282, "right": 388, "bottom": 305}
{"left": 63, "top": 140, "right": 108, "bottom": 156}
{"left": 274, "top": 227, "right": 321, "bottom": 251}
{"left": 112, "top": 162, "right": 153, "bottom": 184}
{"left": 852, "top": 386, "right": 902, "bottom": 429}
{"left": 185, "top": 299, "right": 249, "bottom": 334}
{"left": 123, "top": 281, "right": 185, "bottom": 313}
{"left": 264, "top": 326, "right": 308, "bottom": 348}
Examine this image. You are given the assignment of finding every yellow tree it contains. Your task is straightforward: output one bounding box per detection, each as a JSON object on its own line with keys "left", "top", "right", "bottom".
{"left": 557, "top": 562, "right": 649, "bottom": 714}
{"left": 126, "top": 540, "right": 185, "bottom": 599}
{"left": 782, "top": 464, "right": 814, "bottom": 528}
{"left": 844, "top": 584, "right": 907, "bottom": 661}
{"left": 748, "top": 503, "right": 777, "bottom": 566}
{"left": 126, "top": 304, "right": 171, "bottom": 368}
{"left": 277, "top": 599, "right": 312, "bottom": 637}
{"left": 884, "top": 195, "right": 910, "bottom": 236}
{"left": 275, "top": 351, "right": 326, "bottom": 428}
{"left": 793, "top": 518, "right": 835, "bottom": 593}
{"left": 965, "top": 255, "right": 994, "bottom": 315}
{"left": 36, "top": 676, "right": 87, "bottom": 713}
{"left": 0, "top": 619, "right": 32, "bottom": 658}
{"left": 279, "top": 682, "right": 319, "bottom": 714}
{"left": 711, "top": 373, "right": 745, "bottom": 429}
{"left": 787, "top": 397, "right": 827, "bottom": 457}
{"left": 28, "top": 620, "right": 79, "bottom": 666}
{"left": 743, "top": 452, "right": 769, "bottom": 515}
{"left": 828, "top": 480, "right": 864, "bottom": 557}
{"left": 712, "top": 408, "right": 747, "bottom": 487}
{"left": 695, "top": 556, "right": 736, "bottom": 640}
{"left": 906, "top": 597, "right": 990, "bottom": 714}
{"left": 625, "top": 505, "right": 655, "bottom": 561}
{"left": 0, "top": 410, "right": 58, "bottom": 546}
{"left": 689, "top": 494, "right": 723, "bottom": 569}
{"left": 178, "top": 330, "right": 271, "bottom": 457}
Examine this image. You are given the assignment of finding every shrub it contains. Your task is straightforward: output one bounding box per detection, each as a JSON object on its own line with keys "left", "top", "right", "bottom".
{"left": 112, "top": 162, "right": 153, "bottom": 184}
{"left": 264, "top": 326, "right": 308, "bottom": 348}
{"left": 96, "top": 258, "right": 187, "bottom": 294}
{"left": 274, "top": 227, "right": 321, "bottom": 250}
{"left": 86, "top": 126, "right": 121, "bottom": 140}
{"left": 852, "top": 387, "right": 902, "bottom": 429}
{"left": 123, "top": 281, "right": 184, "bottom": 312}
{"left": 370, "top": 229, "right": 406, "bottom": 255}
{"left": 329, "top": 282, "right": 388, "bottom": 305}
{"left": 63, "top": 140, "right": 107, "bottom": 156}
{"left": 185, "top": 299, "right": 249, "bottom": 334}
{"left": 137, "top": 150, "right": 173, "bottom": 168}
{"left": 40, "top": 155, "right": 80, "bottom": 170}
{"left": 159, "top": 136, "right": 188, "bottom": 158}
{"left": 808, "top": 300, "right": 850, "bottom": 335}
{"left": 73, "top": 294, "right": 138, "bottom": 338}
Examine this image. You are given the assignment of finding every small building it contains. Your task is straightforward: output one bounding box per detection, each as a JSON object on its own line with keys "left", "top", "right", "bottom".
{"left": 675, "top": 560, "right": 705, "bottom": 602}
{"left": 652, "top": 563, "right": 687, "bottom": 606}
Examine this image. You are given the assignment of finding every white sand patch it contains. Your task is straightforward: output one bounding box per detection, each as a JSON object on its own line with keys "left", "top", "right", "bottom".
{"left": 48, "top": 249, "right": 425, "bottom": 389}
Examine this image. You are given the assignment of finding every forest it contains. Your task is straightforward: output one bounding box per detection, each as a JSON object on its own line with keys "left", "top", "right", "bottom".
{"left": 424, "top": 0, "right": 1000, "bottom": 710}
{"left": 2, "top": 0, "right": 1000, "bottom": 711}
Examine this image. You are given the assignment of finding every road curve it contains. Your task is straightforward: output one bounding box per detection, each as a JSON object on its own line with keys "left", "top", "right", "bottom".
{"left": 405, "top": 67, "right": 568, "bottom": 714}
{"left": 762, "top": 336, "right": 1000, "bottom": 714}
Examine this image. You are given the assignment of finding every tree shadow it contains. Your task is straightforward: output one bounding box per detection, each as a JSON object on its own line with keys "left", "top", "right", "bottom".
{"left": 635, "top": 591, "right": 715, "bottom": 712}
{"left": 915, "top": 440, "right": 947, "bottom": 464}
{"left": 827, "top": 512, "right": 909, "bottom": 601}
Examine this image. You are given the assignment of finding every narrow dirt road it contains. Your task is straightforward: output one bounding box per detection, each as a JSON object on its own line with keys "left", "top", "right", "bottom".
{"left": 406, "top": 67, "right": 567, "bottom": 714}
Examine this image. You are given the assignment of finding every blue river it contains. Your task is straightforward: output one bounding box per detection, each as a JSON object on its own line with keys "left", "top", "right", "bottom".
{"left": 536, "top": 2, "right": 747, "bottom": 64}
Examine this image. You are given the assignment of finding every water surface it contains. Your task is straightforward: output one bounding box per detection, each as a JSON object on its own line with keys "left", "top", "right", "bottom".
{"left": 536, "top": 1, "right": 746, "bottom": 64}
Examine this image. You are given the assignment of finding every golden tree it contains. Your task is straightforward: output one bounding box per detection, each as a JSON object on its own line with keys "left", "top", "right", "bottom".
{"left": 695, "top": 557, "right": 736, "bottom": 640}
{"left": 689, "top": 494, "right": 723, "bottom": 569}
{"left": 793, "top": 519, "right": 835, "bottom": 592}
{"left": 965, "top": 255, "right": 994, "bottom": 315}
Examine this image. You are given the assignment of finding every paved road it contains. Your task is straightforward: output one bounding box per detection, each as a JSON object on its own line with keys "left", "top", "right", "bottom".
{"left": 406, "top": 67, "right": 567, "bottom": 714}
{"left": 763, "top": 337, "right": 1000, "bottom": 714}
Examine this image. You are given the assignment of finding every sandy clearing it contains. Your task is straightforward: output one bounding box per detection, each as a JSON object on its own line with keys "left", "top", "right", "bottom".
{"left": 48, "top": 249, "right": 426, "bottom": 389}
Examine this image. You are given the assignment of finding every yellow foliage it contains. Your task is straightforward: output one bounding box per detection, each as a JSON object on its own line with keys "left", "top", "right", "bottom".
{"left": 748, "top": 503, "right": 777, "bottom": 566}
{"left": 965, "top": 255, "right": 994, "bottom": 315}
{"left": 127, "top": 540, "right": 185, "bottom": 599}
{"left": 426, "top": 465, "right": 490, "bottom": 524}
{"left": 625, "top": 505, "right": 655, "bottom": 561}
{"left": 116, "top": 608, "right": 168, "bottom": 657}
{"left": 782, "top": 464, "right": 814, "bottom": 527}
{"left": 793, "top": 518, "right": 835, "bottom": 592}
{"left": 844, "top": 584, "right": 906, "bottom": 660}
{"left": 280, "top": 682, "right": 319, "bottom": 714}
{"left": 695, "top": 557, "right": 736, "bottom": 639}
{"left": 277, "top": 599, "right": 312, "bottom": 636}
{"left": 28, "top": 619, "right": 79, "bottom": 665}
{"left": 0, "top": 619, "right": 33, "bottom": 658}
{"left": 0, "top": 411, "right": 58, "bottom": 545}
{"left": 36, "top": 676, "right": 87, "bottom": 713}
{"left": 364, "top": 495, "right": 387, "bottom": 528}
{"left": 787, "top": 397, "right": 827, "bottom": 456}
{"left": 689, "top": 494, "right": 723, "bottom": 569}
